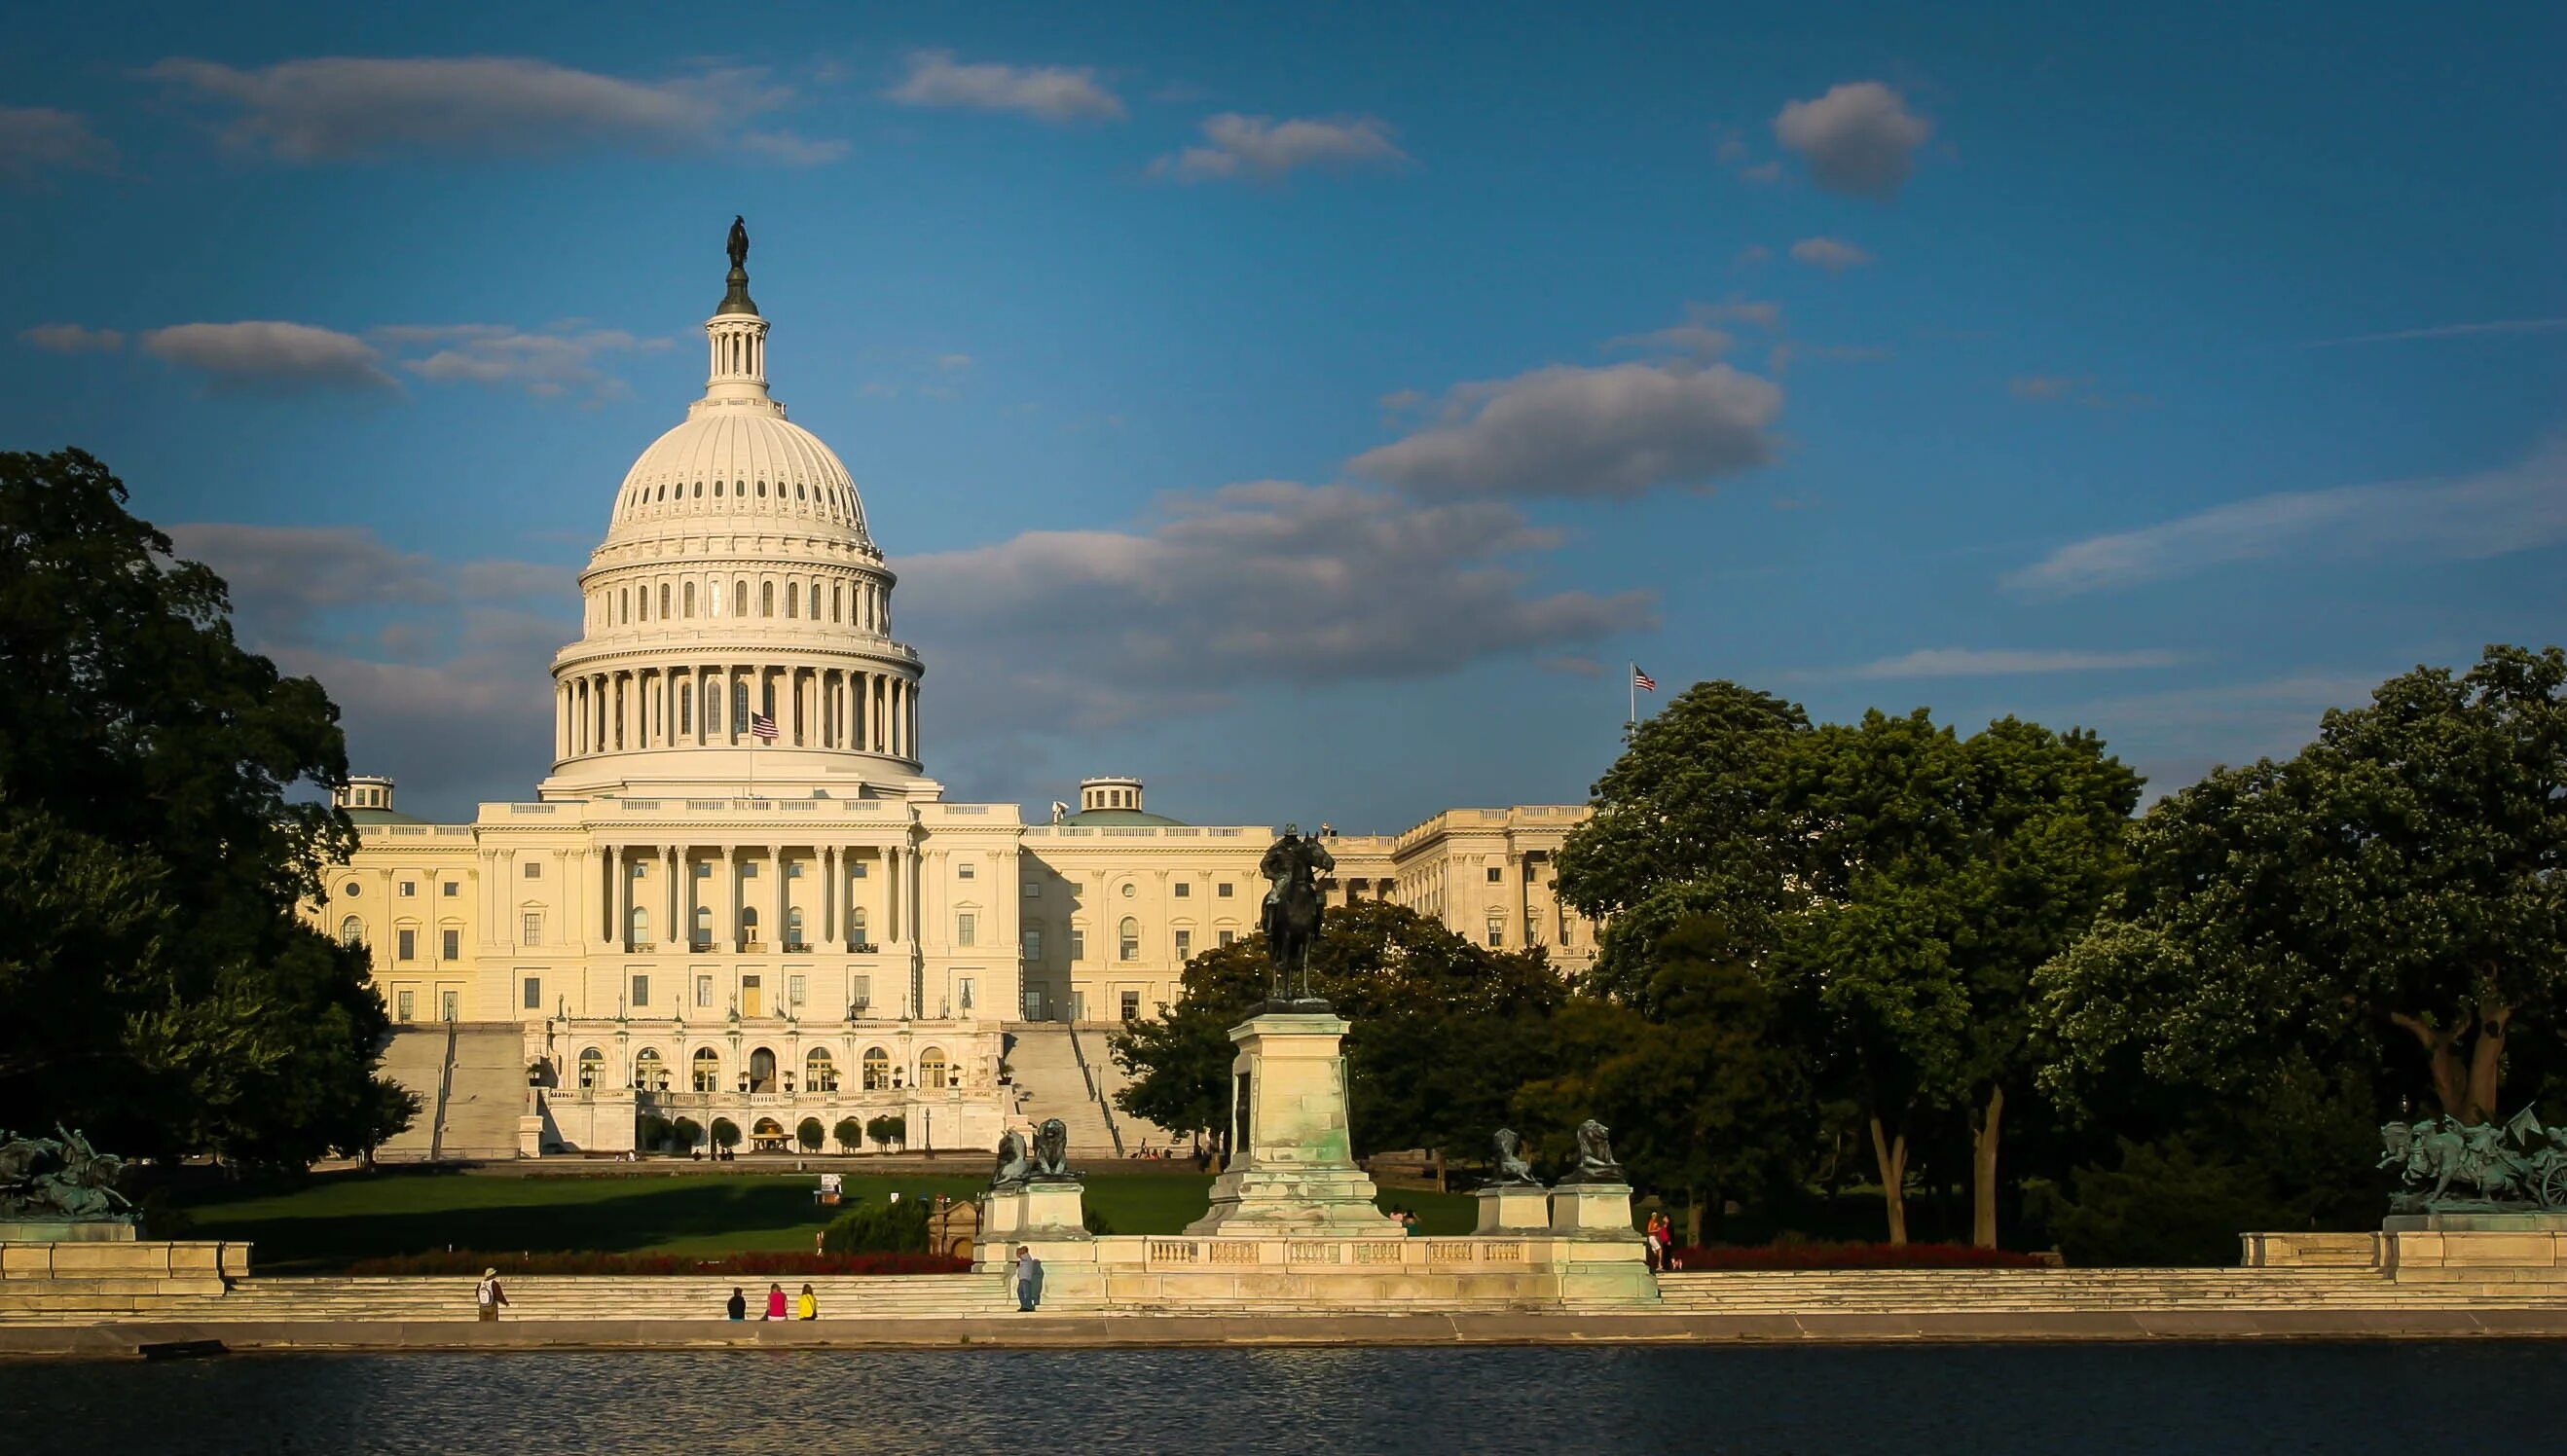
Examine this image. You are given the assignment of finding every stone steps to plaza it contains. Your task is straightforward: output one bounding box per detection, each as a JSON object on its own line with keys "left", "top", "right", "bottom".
{"left": 372, "top": 1023, "right": 524, "bottom": 1162}
{"left": 1002, "top": 1025, "right": 1124, "bottom": 1154}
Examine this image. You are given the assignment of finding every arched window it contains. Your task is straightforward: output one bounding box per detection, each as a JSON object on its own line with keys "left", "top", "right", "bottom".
{"left": 577, "top": 1047, "right": 604, "bottom": 1089}
{"left": 692, "top": 904, "right": 713, "bottom": 948}
{"left": 735, "top": 579, "right": 749, "bottom": 617}
{"left": 760, "top": 582, "right": 775, "bottom": 617}
{"left": 1119, "top": 917, "right": 1140, "bottom": 962}
{"left": 795, "top": 480, "right": 807, "bottom": 500}
{"left": 808, "top": 583, "right": 821, "bottom": 618}
{"left": 692, "top": 1047, "right": 720, "bottom": 1093}
{"left": 619, "top": 588, "right": 629, "bottom": 624}
{"left": 849, "top": 907, "right": 869, "bottom": 946}
{"left": 805, "top": 1048, "right": 837, "bottom": 1092}
{"left": 831, "top": 585, "right": 842, "bottom": 622}
{"left": 635, "top": 1047, "right": 667, "bottom": 1091}
{"left": 785, "top": 581, "right": 798, "bottom": 619}
{"left": 339, "top": 915, "right": 363, "bottom": 948}
{"left": 714, "top": 479, "right": 724, "bottom": 497}
{"left": 918, "top": 1047, "right": 950, "bottom": 1090}
{"left": 749, "top": 1047, "right": 777, "bottom": 1093}
{"left": 785, "top": 906, "right": 806, "bottom": 950}
{"left": 703, "top": 678, "right": 720, "bottom": 732}
{"left": 680, "top": 682, "right": 693, "bottom": 735}
{"left": 755, "top": 479, "right": 767, "bottom": 498}
{"left": 693, "top": 479, "right": 703, "bottom": 498}
{"left": 628, "top": 905, "right": 649, "bottom": 946}
{"left": 862, "top": 1046, "right": 890, "bottom": 1091}
{"left": 732, "top": 679, "right": 750, "bottom": 733}
{"left": 659, "top": 583, "right": 670, "bottom": 617}
{"left": 683, "top": 581, "right": 696, "bottom": 617}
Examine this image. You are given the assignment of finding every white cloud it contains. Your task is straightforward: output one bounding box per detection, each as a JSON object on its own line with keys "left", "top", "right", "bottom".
{"left": 1773, "top": 81, "right": 1932, "bottom": 199}
{"left": 144, "top": 55, "right": 836, "bottom": 164}
{"left": 376, "top": 323, "right": 668, "bottom": 400}
{"left": 2306, "top": 317, "right": 2567, "bottom": 347}
{"left": 1789, "top": 236, "right": 1875, "bottom": 273}
{"left": 1349, "top": 360, "right": 1783, "bottom": 500}
{"left": 2006, "top": 438, "right": 2567, "bottom": 596}
{"left": 1836, "top": 646, "right": 2184, "bottom": 679}
{"left": 1156, "top": 113, "right": 1408, "bottom": 181}
{"left": 901, "top": 481, "right": 1656, "bottom": 737}
{"left": 736, "top": 128, "right": 850, "bottom": 165}
{"left": 1606, "top": 300, "right": 1784, "bottom": 360}
{"left": 885, "top": 50, "right": 1124, "bottom": 123}
{"left": 0, "top": 105, "right": 114, "bottom": 183}
{"left": 19, "top": 323, "right": 124, "bottom": 352}
{"left": 141, "top": 321, "right": 395, "bottom": 393}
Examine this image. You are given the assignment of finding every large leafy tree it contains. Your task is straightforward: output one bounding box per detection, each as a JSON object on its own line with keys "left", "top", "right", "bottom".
{"left": 2040, "top": 644, "right": 2567, "bottom": 1127}
{"left": 0, "top": 448, "right": 410, "bottom": 1165}
{"left": 1779, "top": 710, "right": 2141, "bottom": 1246}
{"left": 1110, "top": 898, "right": 1568, "bottom": 1168}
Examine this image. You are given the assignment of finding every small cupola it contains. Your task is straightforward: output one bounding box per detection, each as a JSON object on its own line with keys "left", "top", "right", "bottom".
{"left": 336, "top": 775, "right": 396, "bottom": 813}
{"left": 1081, "top": 776, "right": 1145, "bottom": 815}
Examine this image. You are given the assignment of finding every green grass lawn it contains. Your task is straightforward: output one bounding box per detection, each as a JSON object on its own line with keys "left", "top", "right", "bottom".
{"left": 170, "top": 1170, "right": 1481, "bottom": 1272}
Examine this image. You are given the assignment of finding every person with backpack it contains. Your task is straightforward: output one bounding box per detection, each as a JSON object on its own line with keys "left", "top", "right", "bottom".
{"left": 475, "top": 1268, "right": 510, "bottom": 1322}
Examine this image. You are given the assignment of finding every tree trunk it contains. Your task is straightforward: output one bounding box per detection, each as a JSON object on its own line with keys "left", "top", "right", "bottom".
{"left": 1685, "top": 1187, "right": 1705, "bottom": 1247}
{"left": 1970, "top": 1084, "right": 2004, "bottom": 1250}
{"left": 2467, "top": 997, "right": 2512, "bottom": 1122}
{"left": 2389, "top": 1012, "right": 2471, "bottom": 1120}
{"left": 1432, "top": 1147, "right": 1448, "bottom": 1193}
{"left": 1866, "top": 1111, "right": 1910, "bottom": 1246}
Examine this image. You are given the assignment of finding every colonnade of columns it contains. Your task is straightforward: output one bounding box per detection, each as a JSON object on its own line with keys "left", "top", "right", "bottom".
{"left": 556, "top": 663, "right": 918, "bottom": 762}
{"left": 591, "top": 842, "right": 911, "bottom": 958}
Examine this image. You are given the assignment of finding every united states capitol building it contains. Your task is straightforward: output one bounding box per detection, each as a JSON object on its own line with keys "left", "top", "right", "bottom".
{"left": 311, "top": 236, "right": 1596, "bottom": 1159}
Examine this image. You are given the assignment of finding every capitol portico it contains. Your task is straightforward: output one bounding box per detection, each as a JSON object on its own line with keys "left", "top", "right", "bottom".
{"left": 310, "top": 229, "right": 1598, "bottom": 1159}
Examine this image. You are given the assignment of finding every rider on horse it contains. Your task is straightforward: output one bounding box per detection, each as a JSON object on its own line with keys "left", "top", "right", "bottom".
{"left": 1259, "top": 824, "right": 1335, "bottom": 1002}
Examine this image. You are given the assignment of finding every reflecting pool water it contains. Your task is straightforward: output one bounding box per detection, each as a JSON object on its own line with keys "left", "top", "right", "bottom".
{"left": 2, "top": 1341, "right": 2561, "bottom": 1454}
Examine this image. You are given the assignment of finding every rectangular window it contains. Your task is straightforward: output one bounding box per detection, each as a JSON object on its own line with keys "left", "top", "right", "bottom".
{"left": 1173, "top": 882, "right": 1191, "bottom": 898}
{"left": 1069, "top": 928, "right": 1085, "bottom": 962}
{"left": 955, "top": 912, "right": 976, "bottom": 947}
{"left": 398, "top": 881, "right": 417, "bottom": 897}
{"left": 1119, "top": 990, "right": 1140, "bottom": 1021}
{"left": 522, "top": 976, "right": 540, "bottom": 1010}
{"left": 1217, "top": 882, "right": 1234, "bottom": 898}
{"left": 1023, "top": 881, "right": 1041, "bottom": 898}
{"left": 695, "top": 974, "right": 714, "bottom": 1007}
{"left": 441, "top": 928, "right": 459, "bottom": 960}
{"left": 440, "top": 990, "right": 458, "bottom": 1022}
{"left": 1219, "top": 929, "right": 1235, "bottom": 948}
{"left": 850, "top": 861, "right": 868, "bottom": 878}
{"left": 852, "top": 973, "right": 872, "bottom": 1011}
{"left": 1022, "top": 928, "right": 1042, "bottom": 961}
{"left": 694, "top": 861, "right": 711, "bottom": 878}
{"left": 741, "top": 862, "right": 758, "bottom": 879}
{"left": 1486, "top": 917, "right": 1504, "bottom": 948}
{"left": 522, "top": 912, "right": 542, "bottom": 946}
{"left": 523, "top": 861, "right": 541, "bottom": 879}
{"left": 631, "top": 862, "right": 647, "bottom": 880}
{"left": 443, "top": 881, "right": 458, "bottom": 897}
{"left": 1174, "top": 929, "right": 1192, "bottom": 960}
{"left": 1486, "top": 866, "right": 1503, "bottom": 884}
{"left": 957, "top": 861, "right": 975, "bottom": 880}
{"left": 396, "top": 928, "right": 416, "bottom": 961}
{"left": 787, "top": 861, "right": 803, "bottom": 879}
{"left": 742, "top": 975, "right": 763, "bottom": 1018}
{"left": 397, "top": 990, "right": 415, "bottom": 1021}
{"left": 958, "top": 976, "right": 974, "bottom": 1012}
{"left": 788, "top": 974, "right": 806, "bottom": 1007}
{"left": 631, "top": 974, "right": 649, "bottom": 1007}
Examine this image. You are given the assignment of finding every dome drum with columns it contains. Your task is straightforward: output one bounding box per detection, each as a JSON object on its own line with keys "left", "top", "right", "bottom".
{"left": 543, "top": 231, "right": 932, "bottom": 802}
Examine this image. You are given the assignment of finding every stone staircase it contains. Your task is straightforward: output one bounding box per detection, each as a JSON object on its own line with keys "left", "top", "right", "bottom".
{"left": 1652, "top": 1267, "right": 2567, "bottom": 1312}
{"left": 1003, "top": 1025, "right": 1122, "bottom": 1155}
{"left": 1080, "top": 1032, "right": 1183, "bottom": 1151}
{"left": 2, "top": 1273, "right": 1026, "bottom": 1325}
{"left": 374, "top": 1023, "right": 523, "bottom": 1163}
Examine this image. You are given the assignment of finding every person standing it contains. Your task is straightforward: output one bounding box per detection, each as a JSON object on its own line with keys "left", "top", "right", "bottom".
{"left": 764, "top": 1282, "right": 787, "bottom": 1320}
{"left": 795, "top": 1283, "right": 818, "bottom": 1320}
{"left": 1013, "top": 1245, "right": 1044, "bottom": 1312}
{"left": 475, "top": 1268, "right": 509, "bottom": 1323}
{"left": 725, "top": 1287, "right": 747, "bottom": 1321}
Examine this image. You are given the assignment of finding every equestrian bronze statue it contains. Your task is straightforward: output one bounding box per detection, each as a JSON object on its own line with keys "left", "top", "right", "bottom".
{"left": 1259, "top": 824, "right": 1334, "bottom": 1007}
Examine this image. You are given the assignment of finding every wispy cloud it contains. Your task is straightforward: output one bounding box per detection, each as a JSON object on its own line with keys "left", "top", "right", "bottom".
{"left": 18, "top": 323, "right": 125, "bottom": 353}
{"left": 376, "top": 323, "right": 669, "bottom": 401}
{"left": 1788, "top": 236, "right": 1875, "bottom": 273}
{"left": 885, "top": 50, "right": 1124, "bottom": 123}
{"left": 1773, "top": 81, "right": 1932, "bottom": 200}
{"left": 2006, "top": 438, "right": 2567, "bottom": 596}
{"left": 0, "top": 105, "right": 115, "bottom": 184}
{"left": 144, "top": 55, "right": 838, "bottom": 164}
{"left": 1831, "top": 646, "right": 2184, "bottom": 680}
{"left": 2009, "top": 374, "right": 2091, "bottom": 401}
{"left": 2305, "top": 317, "right": 2567, "bottom": 348}
{"left": 142, "top": 321, "right": 396, "bottom": 393}
{"left": 1155, "top": 114, "right": 1408, "bottom": 182}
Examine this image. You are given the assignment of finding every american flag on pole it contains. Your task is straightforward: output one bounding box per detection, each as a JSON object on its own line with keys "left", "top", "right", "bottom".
{"left": 750, "top": 711, "right": 780, "bottom": 742}
{"left": 1632, "top": 664, "right": 1658, "bottom": 692}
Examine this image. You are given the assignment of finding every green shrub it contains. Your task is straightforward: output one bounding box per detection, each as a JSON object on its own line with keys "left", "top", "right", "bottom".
{"left": 2031, "top": 1136, "right": 2289, "bottom": 1267}
{"left": 636, "top": 1113, "right": 671, "bottom": 1152}
{"left": 1082, "top": 1206, "right": 1114, "bottom": 1236}
{"left": 832, "top": 1117, "right": 862, "bottom": 1153}
{"left": 865, "top": 1113, "right": 905, "bottom": 1149}
{"left": 711, "top": 1117, "right": 742, "bottom": 1150}
{"left": 796, "top": 1117, "right": 825, "bottom": 1152}
{"left": 820, "top": 1197, "right": 933, "bottom": 1255}
{"left": 671, "top": 1117, "right": 704, "bottom": 1152}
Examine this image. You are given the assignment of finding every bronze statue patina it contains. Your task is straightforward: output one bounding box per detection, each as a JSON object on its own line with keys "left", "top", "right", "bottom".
{"left": 726, "top": 215, "right": 751, "bottom": 273}
{"left": 990, "top": 1129, "right": 1032, "bottom": 1189}
{"left": 1559, "top": 1118, "right": 1628, "bottom": 1185}
{"left": 1259, "top": 823, "right": 1335, "bottom": 1006}
{"left": 0, "top": 1127, "right": 134, "bottom": 1223}
{"left": 1487, "top": 1128, "right": 1543, "bottom": 1188}
{"left": 1029, "top": 1117, "right": 1074, "bottom": 1182}
{"left": 2383, "top": 1108, "right": 2567, "bottom": 1213}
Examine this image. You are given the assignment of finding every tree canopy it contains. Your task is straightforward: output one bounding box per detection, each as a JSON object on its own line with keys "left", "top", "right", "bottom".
{"left": 0, "top": 448, "right": 411, "bottom": 1166}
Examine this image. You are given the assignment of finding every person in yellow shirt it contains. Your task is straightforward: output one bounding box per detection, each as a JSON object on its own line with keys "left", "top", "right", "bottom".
{"left": 795, "top": 1283, "right": 818, "bottom": 1320}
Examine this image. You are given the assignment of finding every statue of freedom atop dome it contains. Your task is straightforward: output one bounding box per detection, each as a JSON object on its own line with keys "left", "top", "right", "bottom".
{"left": 726, "top": 215, "right": 750, "bottom": 273}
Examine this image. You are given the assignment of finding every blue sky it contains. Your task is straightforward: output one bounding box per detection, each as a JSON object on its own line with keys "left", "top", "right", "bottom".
{"left": 4, "top": 2, "right": 2560, "bottom": 826}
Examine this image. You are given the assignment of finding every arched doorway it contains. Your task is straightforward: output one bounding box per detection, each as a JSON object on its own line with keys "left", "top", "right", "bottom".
{"left": 576, "top": 1047, "right": 604, "bottom": 1089}
{"left": 749, "top": 1046, "right": 778, "bottom": 1093}
{"left": 918, "top": 1046, "right": 949, "bottom": 1090}
{"left": 806, "top": 1047, "right": 837, "bottom": 1092}
{"left": 751, "top": 1116, "right": 788, "bottom": 1151}
{"left": 692, "top": 1047, "right": 720, "bottom": 1092}
{"left": 862, "top": 1046, "right": 890, "bottom": 1091}
{"left": 634, "top": 1047, "right": 668, "bottom": 1091}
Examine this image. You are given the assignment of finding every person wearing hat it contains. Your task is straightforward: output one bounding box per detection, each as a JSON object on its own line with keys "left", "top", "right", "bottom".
{"left": 475, "top": 1268, "right": 509, "bottom": 1322}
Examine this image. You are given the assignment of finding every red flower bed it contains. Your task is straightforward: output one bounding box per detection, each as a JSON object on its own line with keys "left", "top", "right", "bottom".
{"left": 1666, "top": 1241, "right": 2048, "bottom": 1270}
{"left": 345, "top": 1250, "right": 971, "bottom": 1277}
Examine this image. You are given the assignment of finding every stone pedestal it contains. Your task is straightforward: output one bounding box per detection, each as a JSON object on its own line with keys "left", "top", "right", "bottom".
{"left": 1474, "top": 1185, "right": 1552, "bottom": 1233}
{"left": 981, "top": 1181, "right": 1091, "bottom": 1242}
{"left": 1549, "top": 1182, "right": 1639, "bottom": 1239}
{"left": 0, "top": 1219, "right": 137, "bottom": 1243}
{"left": 1185, "top": 1011, "right": 1400, "bottom": 1236}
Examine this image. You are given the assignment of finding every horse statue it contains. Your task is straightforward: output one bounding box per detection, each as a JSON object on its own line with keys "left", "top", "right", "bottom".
{"left": 1259, "top": 824, "right": 1335, "bottom": 1004}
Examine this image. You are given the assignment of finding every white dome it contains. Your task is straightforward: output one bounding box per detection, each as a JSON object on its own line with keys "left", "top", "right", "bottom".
{"left": 608, "top": 407, "right": 873, "bottom": 548}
